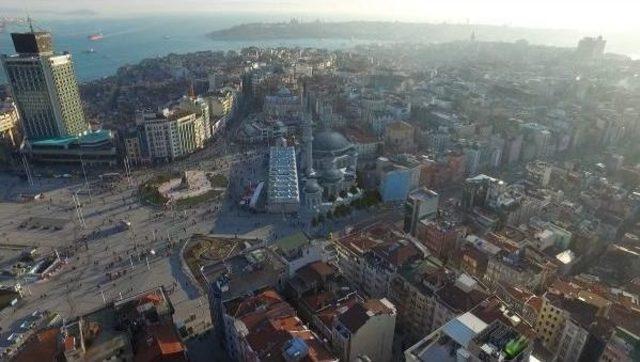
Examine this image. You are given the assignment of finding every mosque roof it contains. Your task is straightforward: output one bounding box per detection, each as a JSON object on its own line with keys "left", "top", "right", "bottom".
{"left": 313, "top": 130, "right": 352, "bottom": 154}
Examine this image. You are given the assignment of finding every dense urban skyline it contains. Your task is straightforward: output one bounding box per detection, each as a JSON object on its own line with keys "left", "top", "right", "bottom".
{"left": 1, "top": 3, "right": 639, "bottom": 362}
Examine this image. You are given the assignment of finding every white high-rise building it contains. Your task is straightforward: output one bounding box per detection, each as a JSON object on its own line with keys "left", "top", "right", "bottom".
{"left": 140, "top": 108, "right": 207, "bottom": 162}
{"left": 1, "top": 31, "right": 87, "bottom": 140}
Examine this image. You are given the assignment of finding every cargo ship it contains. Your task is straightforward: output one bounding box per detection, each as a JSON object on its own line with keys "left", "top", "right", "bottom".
{"left": 88, "top": 32, "right": 104, "bottom": 41}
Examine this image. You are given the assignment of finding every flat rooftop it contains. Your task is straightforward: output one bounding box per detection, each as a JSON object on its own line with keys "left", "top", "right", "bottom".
{"left": 201, "top": 247, "right": 285, "bottom": 302}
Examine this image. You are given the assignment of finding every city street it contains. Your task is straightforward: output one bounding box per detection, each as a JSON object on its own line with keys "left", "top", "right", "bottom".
{"left": 0, "top": 136, "right": 274, "bottom": 345}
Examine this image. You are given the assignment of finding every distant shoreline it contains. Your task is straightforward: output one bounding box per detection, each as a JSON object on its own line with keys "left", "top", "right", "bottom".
{"left": 207, "top": 20, "right": 584, "bottom": 45}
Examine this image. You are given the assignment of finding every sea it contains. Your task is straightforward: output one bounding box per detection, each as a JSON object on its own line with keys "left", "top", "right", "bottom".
{"left": 1, "top": 13, "right": 638, "bottom": 83}
{"left": 0, "top": 13, "right": 373, "bottom": 83}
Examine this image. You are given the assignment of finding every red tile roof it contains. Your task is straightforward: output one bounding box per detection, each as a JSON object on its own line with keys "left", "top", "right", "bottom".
{"left": 133, "top": 323, "right": 186, "bottom": 362}
{"left": 232, "top": 289, "right": 336, "bottom": 361}
{"left": 11, "top": 327, "right": 61, "bottom": 361}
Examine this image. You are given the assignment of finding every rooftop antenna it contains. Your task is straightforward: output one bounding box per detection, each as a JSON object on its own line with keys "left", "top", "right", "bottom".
{"left": 27, "top": 15, "right": 34, "bottom": 33}
{"left": 188, "top": 81, "right": 196, "bottom": 99}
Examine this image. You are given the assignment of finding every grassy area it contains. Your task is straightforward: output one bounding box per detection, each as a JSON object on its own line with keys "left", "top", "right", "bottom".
{"left": 184, "top": 239, "right": 210, "bottom": 287}
{"left": 184, "top": 235, "right": 241, "bottom": 287}
{"left": 139, "top": 173, "right": 174, "bottom": 206}
{"left": 0, "top": 290, "right": 19, "bottom": 310}
{"left": 176, "top": 189, "right": 222, "bottom": 208}
{"left": 139, "top": 183, "right": 168, "bottom": 206}
{"left": 208, "top": 174, "right": 229, "bottom": 188}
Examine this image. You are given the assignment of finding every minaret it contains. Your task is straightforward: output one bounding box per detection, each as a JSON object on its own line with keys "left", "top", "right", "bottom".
{"left": 302, "top": 113, "right": 315, "bottom": 177}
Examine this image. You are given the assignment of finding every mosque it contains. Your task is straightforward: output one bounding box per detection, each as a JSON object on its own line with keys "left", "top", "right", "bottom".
{"left": 300, "top": 116, "right": 358, "bottom": 210}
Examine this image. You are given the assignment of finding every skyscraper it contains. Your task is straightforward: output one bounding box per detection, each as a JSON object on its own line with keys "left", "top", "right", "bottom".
{"left": 1, "top": 30, "right": 87, "bottom": 141}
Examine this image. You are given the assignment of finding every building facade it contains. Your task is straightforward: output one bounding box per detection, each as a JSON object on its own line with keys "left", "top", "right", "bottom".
{"left": 404, "top": 187, "right": 439, "bottom": 236}
{"left": 140, "top": 109, "right": 207, "bottom": 162}
{"left": 0, "top": 101, "right": 20, "bottom": 147}
{"left": 1, "top": 32, "right": 87, "bottom": 141}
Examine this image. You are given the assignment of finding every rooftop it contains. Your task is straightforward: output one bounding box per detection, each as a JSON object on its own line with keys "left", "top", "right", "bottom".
{"left": 225, "top": 288, "right": 337, "bottom": 362}
{"left": 10, "top": 327, "right": 61, "bottom": 361}
{"left": 313, "top": 130, "right": 353, "bottom": 155}
{"left": 339, "top": 126, "right": 379, "bottom": 144}
{"left": 63, "top": 287, "right": 185, "bottom": 362}
{"left": 399, "top": 257, "right": 452, "bottom": 296}
{"left": 268, "top": 146, "right": 300, "bottom": 203}
{"left": 406, "top": 312, "right": 488, "bottom": 362}
{"left": 386, "top": 120, "right": 415, "bottom": 132}
{"left": 435, "top": 275, "right": 489, "bottom": 314}
{"left": 272, "top": 232, "right": 310, "bottom": 256}
{"left": 201, "top": 247, "right": 285, "bottom": 302}
{"left": 408, "top": 187, "right": 439, "bottom": 202}
{"left": 406, "top": 308, "right": 532, "bottom": 362}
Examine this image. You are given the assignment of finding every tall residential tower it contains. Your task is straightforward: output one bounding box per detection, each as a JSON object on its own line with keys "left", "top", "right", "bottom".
{"left": 1, "top": 31, "right": 88, "bottom": 141}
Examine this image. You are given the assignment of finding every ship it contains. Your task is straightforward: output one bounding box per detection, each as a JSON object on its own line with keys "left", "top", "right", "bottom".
{"left": 88, "top": 32, "right": 104, "bottom": 41}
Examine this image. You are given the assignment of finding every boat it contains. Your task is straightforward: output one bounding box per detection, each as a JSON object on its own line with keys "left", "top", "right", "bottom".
{"left": 88, "top": 32, "right": 104, "bottom": 41}
{"left": 163, "top": 35, "right": 171, "bottom": 40}
{"left": 83, "top": 48, "right": 96, "bottom": 54}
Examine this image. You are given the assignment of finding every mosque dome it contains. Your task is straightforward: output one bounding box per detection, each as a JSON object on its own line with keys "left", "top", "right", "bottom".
{"left": 312, "top": 131, "right": 352, "bottom": 156}
{"left": 303, "top": 179, "right": 322, "bottom": 194}
{"left": 321, "top": 168, "right": 344, "bottom": 183}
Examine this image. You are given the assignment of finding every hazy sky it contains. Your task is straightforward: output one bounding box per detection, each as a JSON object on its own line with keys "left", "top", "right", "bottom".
{"left": 4, "top": 0, "right": 639, "bottom": 33}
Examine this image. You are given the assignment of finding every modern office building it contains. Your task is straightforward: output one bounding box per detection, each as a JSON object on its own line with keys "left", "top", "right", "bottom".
{"left": 576, "top": 36, "right": 606, "bottom": 60}
{"left": 404, "top": 187, "right": 439, "bottom": 236}
{"left": 1, "top": 31, "right": 88, "bottom": 141}
{"left": 376, "top": 155, "right": 422, "bottom": 203}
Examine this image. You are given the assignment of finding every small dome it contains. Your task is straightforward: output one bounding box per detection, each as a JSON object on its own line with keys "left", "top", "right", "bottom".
{"left": 304, "top": 179, "right": 322, "bottom": 194}
{"left": 313, "top": 131, "right": 352, "bottom": 154}
{"left": 321, "top": 168, "right": 343, "bottom": 183}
